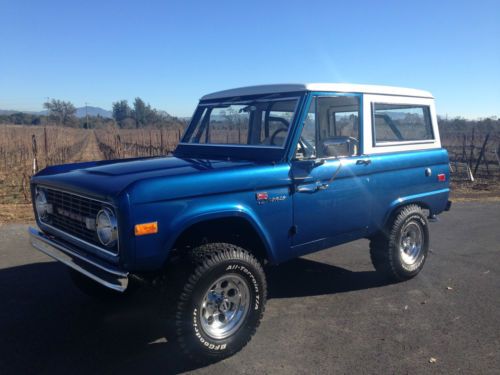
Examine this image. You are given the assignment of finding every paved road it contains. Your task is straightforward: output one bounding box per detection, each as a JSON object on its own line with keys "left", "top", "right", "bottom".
{"left": 0, "top": 202, "right": 499, "bottom": 374}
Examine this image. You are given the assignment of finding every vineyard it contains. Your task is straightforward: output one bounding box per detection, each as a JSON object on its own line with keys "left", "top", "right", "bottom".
{"left": 0, "top": 126, "right": 88, "bottom": 204}
{"left": 0, "top": 123, "right": 499, "bottom": 223}
{"left": 0, "top": 125, "right": 184, "bottom": 221}
{"left": 94, "top": 127, "right": 183, "bottom": 159}
{"left": 440, "top": 125, "right": 500, "bottom": 200}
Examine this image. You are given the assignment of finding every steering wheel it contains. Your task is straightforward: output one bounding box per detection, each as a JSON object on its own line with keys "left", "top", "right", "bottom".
{"left": 270, "top": 128, "right": 288, "bottom": 146}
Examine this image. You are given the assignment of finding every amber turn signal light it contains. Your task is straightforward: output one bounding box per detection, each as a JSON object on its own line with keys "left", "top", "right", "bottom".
{"left": 134, "top": 221, "right": 158, "bottom": 236}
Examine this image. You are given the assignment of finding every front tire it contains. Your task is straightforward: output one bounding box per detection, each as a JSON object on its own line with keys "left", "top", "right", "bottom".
{"left": 175, "top": 243, "right": 267, "bottom": 362}
{"left": 370, "top": 204, "right": 429, "bottom": 281}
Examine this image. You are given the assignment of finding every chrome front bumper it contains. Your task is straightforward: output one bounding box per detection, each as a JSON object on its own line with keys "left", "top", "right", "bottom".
{"left": 29, "top": 227, "right": 128, "bottom": 292}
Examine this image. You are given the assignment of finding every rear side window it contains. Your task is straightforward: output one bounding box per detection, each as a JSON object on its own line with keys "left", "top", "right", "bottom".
{"left": 373, "top": 104, "right": 434, "bottom": 144}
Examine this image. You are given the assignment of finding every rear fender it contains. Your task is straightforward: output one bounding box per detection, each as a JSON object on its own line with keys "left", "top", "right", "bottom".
{"left": 383, "top": 188, "right": 450, "bottom": 228}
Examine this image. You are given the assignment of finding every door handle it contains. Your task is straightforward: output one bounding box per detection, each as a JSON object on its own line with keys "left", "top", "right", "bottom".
{"left": 296, "top": 185, "right": 317, "bottom": 193}
{"left": 296, "top": 181, "right": 329, "bottom": 193}
{"left": 356, "top": 159, "right": 371, "bottom": 165}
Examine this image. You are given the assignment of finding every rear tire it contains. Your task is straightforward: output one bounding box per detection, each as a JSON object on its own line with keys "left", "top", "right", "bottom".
{"left": 175, "top": 243, "right": 267, "bottom": 362}
{"left": 370, "top": 204, "right": 429, "bottom": 281}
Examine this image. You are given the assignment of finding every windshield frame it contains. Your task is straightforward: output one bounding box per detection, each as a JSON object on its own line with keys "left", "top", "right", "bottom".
{"left": 175, "top": 92, "right": 307, "bottom": 161}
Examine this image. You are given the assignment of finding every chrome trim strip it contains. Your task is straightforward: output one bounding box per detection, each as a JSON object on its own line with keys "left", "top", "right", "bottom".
{"left": 29, "top": 227, "right": 128, "bottom": 292}
{"left": 375, "top": 140, "right": 436, "bottom": 147}
{"left": 36, "top": 185, "right": 119, "bottom": 257}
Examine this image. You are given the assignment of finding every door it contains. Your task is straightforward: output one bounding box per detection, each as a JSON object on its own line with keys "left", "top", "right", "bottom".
{"left": 291, "top": 94, "right": 372, "bottom": 255}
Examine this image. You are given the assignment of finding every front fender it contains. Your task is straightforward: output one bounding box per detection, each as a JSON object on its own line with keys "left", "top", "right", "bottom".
{"left": 165, "top": 203, "right": 276, "bottom": 263}
{"left": 128, "top": 164, "right": 293, "bottom": 270}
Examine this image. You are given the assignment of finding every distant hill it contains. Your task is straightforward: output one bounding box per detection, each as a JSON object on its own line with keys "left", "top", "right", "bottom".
{"left": 75, "top": 106, "right": 112, "bottom": 118}
{"left": 0, "top": 106, "right": 112, "bottom": 118}
{"left": 0, "top": 110, "right": 17, "bottom": 115}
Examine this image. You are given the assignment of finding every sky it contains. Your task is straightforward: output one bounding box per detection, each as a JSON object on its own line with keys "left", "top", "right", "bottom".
{"left": 0, "top": 0, "right": 499, "bottom": 118}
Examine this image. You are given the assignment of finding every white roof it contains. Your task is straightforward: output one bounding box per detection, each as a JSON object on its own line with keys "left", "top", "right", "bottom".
{"left": 201, "top": 83, "right": 433, "bottom": 100}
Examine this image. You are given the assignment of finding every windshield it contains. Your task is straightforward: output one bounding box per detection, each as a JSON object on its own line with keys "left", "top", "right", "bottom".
{"left": 183, "top": 96, "right": 299, "bottom": 148}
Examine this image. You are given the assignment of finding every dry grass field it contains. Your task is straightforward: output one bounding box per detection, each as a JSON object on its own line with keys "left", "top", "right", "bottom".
{"left": 0, "top": 124, "right": 498, "bottom": 223}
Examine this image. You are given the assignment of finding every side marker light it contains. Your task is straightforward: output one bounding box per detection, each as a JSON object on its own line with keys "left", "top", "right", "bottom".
{"left": 135, "top": 222, "right": 158, "bottom": 236}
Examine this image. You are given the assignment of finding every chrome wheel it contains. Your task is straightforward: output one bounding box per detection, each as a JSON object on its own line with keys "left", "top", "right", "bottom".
{"left": 399, "top": 222, "right": 423, "bottom": 265}
{"left": 199, "top": 274, "right": 250, "bottom": 340}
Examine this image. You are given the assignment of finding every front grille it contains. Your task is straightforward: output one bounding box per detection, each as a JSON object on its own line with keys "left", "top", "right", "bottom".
{"left": 42, "top": 187, "right": 118, "bottom": 254}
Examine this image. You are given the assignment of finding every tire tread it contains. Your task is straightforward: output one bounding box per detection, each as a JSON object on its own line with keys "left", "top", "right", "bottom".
{"left": 370, "top": 204, "right": 428, "bottom": 281}
{"left": 175, "top": 242, "right": 267, "bottom": 362}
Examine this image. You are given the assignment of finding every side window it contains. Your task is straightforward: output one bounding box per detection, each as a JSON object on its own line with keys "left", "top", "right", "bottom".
{"left": 317, "top": 96, "right": 360, "bottom": 158}
{"left": 373, "top": 104, "right": 434, "bottom": 144}
{"left": 334, "top": 112, "right": 358, "bottom": 139}
{"left": 295, "top": 96, "right": 361, "bottom": 159}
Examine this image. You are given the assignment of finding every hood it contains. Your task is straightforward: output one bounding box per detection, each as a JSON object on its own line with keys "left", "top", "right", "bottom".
{"left": 31, "top": 156, "right": 255, "bottom": 200}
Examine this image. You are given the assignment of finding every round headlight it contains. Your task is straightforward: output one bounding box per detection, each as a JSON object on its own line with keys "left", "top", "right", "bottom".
{"left": 35, "top": 189, "right": 50, "bottom": 221}
{"left": 96, "top": 208, "right": 117, "bottom": 247}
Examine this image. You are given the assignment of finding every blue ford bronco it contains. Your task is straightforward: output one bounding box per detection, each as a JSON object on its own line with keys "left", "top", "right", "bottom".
{"left": 29, "top": 83, "right": 451, "bottom": 360}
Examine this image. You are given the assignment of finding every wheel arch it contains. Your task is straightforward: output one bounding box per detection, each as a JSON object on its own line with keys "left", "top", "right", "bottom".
{"left": 166, "top": 210, "right": 276, "bottom": 264}
{"left": 383, "top": 189, "right": 449, "bottom": 229}
{"left": 383, "top": 200, "right": 430, "bottom": 231}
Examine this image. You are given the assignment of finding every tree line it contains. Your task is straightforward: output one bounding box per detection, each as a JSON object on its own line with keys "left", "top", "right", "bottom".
{"left": 0, "top": 98, "right": 186, "bottom": 129}
{"left": 1, "top": 101, "right": 498, "bottom": 134}
{"left": 437, "top": 116, "right": 499, "bottom": 137}
{"left": 111, "top": 97, "right": 183, "bottom": 129}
